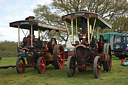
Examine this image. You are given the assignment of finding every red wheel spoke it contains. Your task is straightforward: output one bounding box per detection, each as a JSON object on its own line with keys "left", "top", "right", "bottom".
{"left": 60, "top": 59, "right": 63, "bottom": 62}
{"left": 16, "top": 58, "right": 25, "bottom": 74}
{"left": 58, "top": 51, "right": 64, "bottom": 55}
{"left": 58, "top": 62, "right": 62, "bottom": 67}
{"left": 53, "top": 45, "right": 65, "bottom": 69}
{"left": 19, "top": 64, "right": 21, "bottom": 67}
{"left": 40, "top": 67, "right": 42, "bottom": 71}
{"left": 57, "top": 56, "right": 64, "bottom": 67}
{"left": 40, "top": 64, "right": 42, "bottom": 67}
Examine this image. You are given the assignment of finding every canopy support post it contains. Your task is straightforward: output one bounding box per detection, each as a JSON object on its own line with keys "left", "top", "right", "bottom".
{"left": 102, "top": 29, "right": 103, "bottom": 36}
{"left": 18, "top": 26, "right": 20, "bottom": 47}
{"left": 38, "top": 29, "right": 40, "bottom": 39}
{"left": 91, "top": 19, "right": 96, "bottom": 40}
{"left": 87, "top": 18, "right": 90, "bottom": 44}
{"left": 92, "top": 19, "right": 96, "bottom": 36}
{"left": 97, "top": 27, "right": 99, "bottom": 41}
{"left": 76, "top": 18, "right": 78, "bottom": 35}
{"left": 90, "top": 25, "right": 92, "bottom": 42}
{"left": 71, "top": 19, "right": 74, "bottom": 44}
{"left": 65, "top": 21, "right": 70, "bottom": 36}
{"left": 31, "top": 25, "right": 33, "bottom": 47}
{"left": 58, "top": 31, "right": 60, "bottom": 44}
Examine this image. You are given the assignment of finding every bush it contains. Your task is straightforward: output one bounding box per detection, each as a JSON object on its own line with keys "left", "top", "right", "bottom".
{"left": 0, "top": 41, "right": 17, "bottom": 57}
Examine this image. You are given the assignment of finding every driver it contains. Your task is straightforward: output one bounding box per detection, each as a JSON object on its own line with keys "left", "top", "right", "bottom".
{"left": 23, "top": 34, "right": 36, "bottom": 47}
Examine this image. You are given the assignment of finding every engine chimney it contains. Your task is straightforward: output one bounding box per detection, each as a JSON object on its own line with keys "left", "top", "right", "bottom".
{"left": 25, "top": 16, "right": 35, "bottom": 20}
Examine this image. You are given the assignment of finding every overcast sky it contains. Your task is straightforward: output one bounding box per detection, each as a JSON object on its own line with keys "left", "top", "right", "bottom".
{"left": 0, "top": 0, "right": 52, "bottom": 42}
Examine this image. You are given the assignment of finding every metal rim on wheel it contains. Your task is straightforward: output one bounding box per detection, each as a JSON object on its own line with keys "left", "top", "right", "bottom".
{"left": 107, "top": 44, "right": 112, "bottom": 71}
{"left": 37, "top": 57, "right": 46, "bottom": 74}
{"left": 53, "top": 45, "right": 65, "bottom": 69}
{"left": 93, "top": 56, "right": 101, "bottom": 78}
{"left": 67, "top": 56, "right": 76, "bottom": 77}
{"left": 16, "top": 57, "right": 25, "bottom": 74}
{"left": 103, "top": 44, "right": 112, "bottom": 72}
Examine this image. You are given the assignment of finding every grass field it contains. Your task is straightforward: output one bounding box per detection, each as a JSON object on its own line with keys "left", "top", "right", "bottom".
{"left": 0, "top": 56, "right": 128, "bottom": 85}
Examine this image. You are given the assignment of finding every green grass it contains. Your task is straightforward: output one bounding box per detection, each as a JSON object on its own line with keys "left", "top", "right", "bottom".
{"left": 0, "top": 57, "right": 17, "bottom": 65}
{"left": 0, "top": 56, "right": 128, "bottom": 85}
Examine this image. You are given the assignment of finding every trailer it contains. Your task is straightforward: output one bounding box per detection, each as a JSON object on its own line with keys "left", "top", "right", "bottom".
{"left": 113, "top": 34, "right": 128, "bottom": 59}
{"left": 95, "top": 33, "right": 123, "bottom": 51}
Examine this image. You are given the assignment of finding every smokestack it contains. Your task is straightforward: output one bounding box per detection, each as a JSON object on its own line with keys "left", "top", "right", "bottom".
{"left": 25, "top": 16, "right": 35, "bottom": 20}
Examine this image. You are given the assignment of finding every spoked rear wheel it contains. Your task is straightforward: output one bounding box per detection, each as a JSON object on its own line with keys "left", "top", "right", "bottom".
{"left": 16, "top": 57, "right": 25, "bottom": 74}
{"left": 53, "top": 45, "right": 65, "bottom": 69}
{"left": 67, "top": 56, "right": 76, "bottom": 77}
{"left": 93, "top": 56, "right": 101, "bottom": 78}
{"left": 106, "top": 54, "right": 112, "bottom": 71}
{"left": 37, "top": 57, "right": 46, "bottom": 74}
{"left": 103, "top": 44, "right": 112, "bottom": 72}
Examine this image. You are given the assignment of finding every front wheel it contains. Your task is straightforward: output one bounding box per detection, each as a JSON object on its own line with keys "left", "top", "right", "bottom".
{"left": 37, "top": 57, "right": 46, "bottom": 74}
{"left": 67, "top": 56, "right": 76, "bottom": 77}
{"left": 93, "top": 56, "right": 101, "bottom": 78}
{"left": 16, "top": 57, "right": 25, "bottom": 74}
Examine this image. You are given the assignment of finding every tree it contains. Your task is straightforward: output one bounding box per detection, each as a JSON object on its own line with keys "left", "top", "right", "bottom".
{"left": 33, "top": 5, "right": 67, "bottom": 43}
{"left": 112, "top": 17, "right": 128, "bottom": 33}
{"left": 33, "top": 0, "right": 128, "bottom": 42}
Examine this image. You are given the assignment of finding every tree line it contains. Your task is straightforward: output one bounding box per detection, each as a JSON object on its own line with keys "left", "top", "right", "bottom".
{"left": 0, "top": 41, "right": 17, "bottom": 57}
{"left": 1, "top": 0, "right": 128, "bottom": 57}
{"left": 33, "top": 0, "right": 128, "bottom": 42}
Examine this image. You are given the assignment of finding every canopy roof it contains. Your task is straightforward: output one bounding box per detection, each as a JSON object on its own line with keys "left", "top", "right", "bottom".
{"left": 62, "top": 10, "right": 112, "bottom": 29}
{"left": 10, "top": 20, "right": 67, "bottom": 32}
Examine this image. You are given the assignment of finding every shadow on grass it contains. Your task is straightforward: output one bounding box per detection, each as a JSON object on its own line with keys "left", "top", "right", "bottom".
{"left": 40, "top": 65, "right": 108, "bottom": 80}
{"left": 0, "top": 63, "right": 110, "bottom": 81}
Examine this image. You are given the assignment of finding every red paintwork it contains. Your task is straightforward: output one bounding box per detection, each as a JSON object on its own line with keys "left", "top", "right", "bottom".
{"left": 43, "top": 55, "right": 54, "bottom": 61}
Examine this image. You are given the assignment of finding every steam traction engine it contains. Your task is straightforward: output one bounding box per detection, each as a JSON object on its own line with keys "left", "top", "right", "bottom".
{"left": 62, "top": 10, "right": 112, "bottom": 78}
{"left": 10, "top": 16, "right": 66, "bottom": 74}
